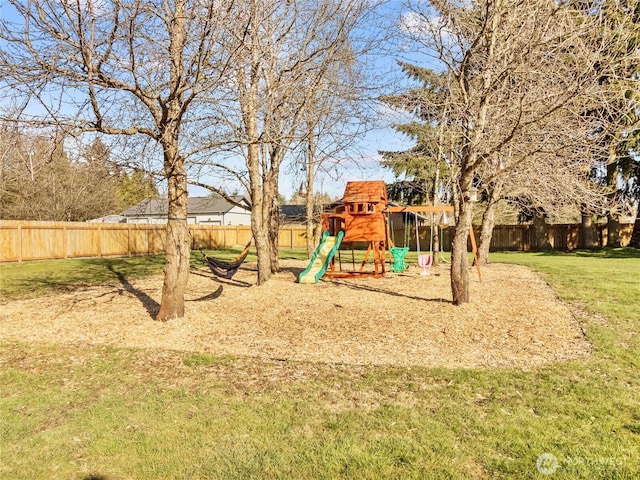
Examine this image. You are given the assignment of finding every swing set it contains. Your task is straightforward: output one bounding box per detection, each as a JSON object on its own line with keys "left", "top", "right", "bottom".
{"left": 387, "top": 205, "right": 454, "bottom": 274}
{"left": 386, "top": 205, "right": 453, "bottom": 274}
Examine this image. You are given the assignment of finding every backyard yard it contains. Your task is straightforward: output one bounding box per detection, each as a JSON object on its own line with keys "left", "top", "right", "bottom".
{"left": 1, "top": 248, "right": 639, "bottom": 479}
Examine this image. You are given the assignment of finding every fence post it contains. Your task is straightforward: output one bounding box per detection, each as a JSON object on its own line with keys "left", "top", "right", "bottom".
{"left": 18, "top": 224, "right": 23, "bottom": 263}
{"left": 97, "top": 224, "right": 102, "bottom": 258}
{"left": 63, "top": 223, "right": 68, "bottom": 259}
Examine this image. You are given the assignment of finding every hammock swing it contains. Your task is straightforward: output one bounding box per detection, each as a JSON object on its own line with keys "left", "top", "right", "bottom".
{"left": 202, "top": 239, "right": 252, "bottom": 280}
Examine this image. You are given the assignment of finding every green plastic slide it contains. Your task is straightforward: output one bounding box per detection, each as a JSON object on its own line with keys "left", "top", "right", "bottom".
{"left": 298, "top": 231, "right": 344, "bottom": 284}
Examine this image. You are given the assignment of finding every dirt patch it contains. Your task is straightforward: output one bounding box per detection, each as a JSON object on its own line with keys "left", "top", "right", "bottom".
{"left": 0, "top": 261, "right": 590, "bottom": 369}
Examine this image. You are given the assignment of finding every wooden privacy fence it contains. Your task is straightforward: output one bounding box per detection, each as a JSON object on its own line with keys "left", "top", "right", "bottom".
{"left": 390, "top": 222, "right": 634, "bottom": 252}
{"left": 0, "top": 221, "right": 308, "bottom": 263}
{"left": 1, "top": 220, "right": 634, "bottom": 263}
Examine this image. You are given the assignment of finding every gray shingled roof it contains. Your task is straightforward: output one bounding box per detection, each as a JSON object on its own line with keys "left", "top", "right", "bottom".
{"left": 121, "top": 195, "right": 249, "bottom": 217}
{"left": 279, "top": 205, "right": 307, "bottom": 224}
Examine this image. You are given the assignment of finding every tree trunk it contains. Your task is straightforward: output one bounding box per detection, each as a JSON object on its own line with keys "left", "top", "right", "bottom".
{"left": 305, "top": 132, "right": 316, "bottom": 258}
{"left": 156, "top": 156, "right": 190, "bottom": 321}
{"left": 240, "top": 11, "right": 273, "bottom": 285}
{"left": 249, "top": 191, "right": 273, "bottom": 284}
{"left": 450, "top": 201, "right": 473, "bottom": 305}
{"left": 450, "top": 183, "right": 474, "bottom": 305}
{"left": 606, "top": 215, "right": 621, "bottom": 247}
{"left": 477, "top": 179, "right": 503, "bottom": 265}
{"left": 606, "top": 147, "right": 621, "bottom": 247}
{"left": 253, "top": 223, "right": 272, "bottom": 284}
{"left": 268, "top": 188, "right": 280, "bottom": 274}
{"left": 306, "top": 201, "right": 316, "bottom": 258}
{"left": 581, "top": 210, "right": 599, "bottom": 249}
{"left": 533, "top": 213, "right": 551, "bottom": 250}
{"left": 248, "top": 156, "right": 272, "bottom": 284}
{"left": 630, "top": 218, "right": 640, "bottom": 248}
{"left": 156, "top": 1, "right": 191, "bottom": 321}
{"left": 314, "top": 212, "right": 323, "bottom": 245}
{"left": 478, "top": 201, "right": 497, "bottom": 265}
{"left": 432, "top": 223, "right": 440, "bottom": 267}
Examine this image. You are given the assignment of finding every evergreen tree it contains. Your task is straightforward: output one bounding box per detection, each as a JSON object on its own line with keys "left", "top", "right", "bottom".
{"left": 578, "top": 0, "right": 640, "bottom": 245}
{"left": 116, "top": 169, "right": 159, "bottom": 211}
{"left": 379, "top": 63, "right": 452, "bottom": 207}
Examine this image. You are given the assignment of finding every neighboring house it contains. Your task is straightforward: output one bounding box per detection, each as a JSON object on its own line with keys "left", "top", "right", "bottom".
{"left": 120, "top": 195, "right": 251, "bottom": 225}
{"left": 279, "top": 205, "right": 307, "bottom": 225}
{"left": 278, "top": 204, "right": 340, "bottom": 225}
{"left": 87, "top": 214, "right": 128, "bottom": 223}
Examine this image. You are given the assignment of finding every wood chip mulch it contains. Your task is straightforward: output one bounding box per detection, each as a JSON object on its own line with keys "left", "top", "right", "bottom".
{"left": 0, "top": 261, "right": 591, "bottom": 369}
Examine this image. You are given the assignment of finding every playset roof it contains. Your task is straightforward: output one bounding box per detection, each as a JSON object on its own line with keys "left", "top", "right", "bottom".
{"left": 341, "top": 180, "right": 388, "bottom": 205}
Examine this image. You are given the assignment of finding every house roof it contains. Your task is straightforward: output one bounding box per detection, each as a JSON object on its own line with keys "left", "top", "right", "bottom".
{"left": 342, "top": 181, "right": 388, "bottom": 205}
{"left": 279, "top": 205, "right": 307, "bottom": 224}
{"left": 87, "top": 214, "right": 128, "bottom": 223}
{"left": 121, "top": 195, "right": 249, "bottom": 217}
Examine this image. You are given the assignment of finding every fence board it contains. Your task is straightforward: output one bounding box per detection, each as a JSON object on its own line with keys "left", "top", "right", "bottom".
{"left": 67, "top": 224, "right": 100, "bottom": 258}
{"left": 0, "top": 220, "right": 634, "bottom": 263}
{"left": 21, "top": 223, "right": 66, "bottom": 260}
{"left": 100, "top": 226, "right": 130, "bottom": 256}
{"left": 0, "top": 224, "right": 21, "bottom": 261}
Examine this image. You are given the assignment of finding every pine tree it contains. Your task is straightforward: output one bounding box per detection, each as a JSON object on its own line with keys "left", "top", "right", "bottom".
{"left": 379, "top": 63, "right": 452, "bottom": 207}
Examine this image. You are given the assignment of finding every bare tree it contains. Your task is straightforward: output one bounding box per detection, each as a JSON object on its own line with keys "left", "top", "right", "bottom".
{"left": 576, "top": 0, "right": 640, "bottom": 247}
{"left": 380, "top": 64, "right": 453, "bottom": 265}
{"left": 1, "top": 1, "right": 235, "bottom": 320}
{"left": 402, "top": 0, "right": 619, "bottom": 304}
{"left": 297, "top": 60, "right": 372, "bottom": 257}
{"left": 474, "top": 118, "right": 609, "bottom": 263}
{"left": 200, "top": 0, "right": 380, "bottom": 284}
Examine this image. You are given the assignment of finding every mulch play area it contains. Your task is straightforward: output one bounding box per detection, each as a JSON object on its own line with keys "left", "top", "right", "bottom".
{"left": 0, "top": 260, "right": 590, "bottom": 369}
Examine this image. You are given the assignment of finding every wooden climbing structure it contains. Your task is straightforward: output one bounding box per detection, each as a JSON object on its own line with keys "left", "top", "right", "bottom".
{"left": 322, "top": 181, "right": 389, "bottom": 278}
{"left": 321, "top": 180, "right": 480, "bottom": 280}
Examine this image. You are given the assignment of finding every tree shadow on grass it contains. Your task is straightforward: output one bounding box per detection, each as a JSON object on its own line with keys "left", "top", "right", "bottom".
{"left": 524, "top": 247, "right": 640, "bottom": 259}
{"left": 573, "top": 247, "right": 640, "bottom": 259}
{"left": 107, "top": 264, "right": 160, "bottom": 318}
{"left": 190, "top": 266, "right": 253, "bottom": 287}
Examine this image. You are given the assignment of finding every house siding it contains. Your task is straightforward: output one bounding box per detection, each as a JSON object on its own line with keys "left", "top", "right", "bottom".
{"left": 194, "top": 206, "right": 251, "bottom": 225}
{"left": 120, "top": 196, "right": 252, "bottom": 225}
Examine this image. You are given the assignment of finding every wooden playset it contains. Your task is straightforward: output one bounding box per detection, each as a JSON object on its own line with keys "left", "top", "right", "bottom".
{"left": 321, "top": 181, "right": 390, "bottom": 278}
{"left": 318, "top": 180, "right": 474, "bottom": 279}
{"left": 298, "top": 180, "right": 480, "bottom": 283}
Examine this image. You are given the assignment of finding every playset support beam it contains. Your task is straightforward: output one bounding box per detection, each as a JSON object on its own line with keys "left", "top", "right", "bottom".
{"left": 384, "top": 205, "right": 455, "bottom": 214}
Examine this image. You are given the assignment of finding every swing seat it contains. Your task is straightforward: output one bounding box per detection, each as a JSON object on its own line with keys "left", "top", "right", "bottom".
{"left": 390, "top": 246, "right": 410, "bottom": 272}
{"left": 418, "top": 254, "right": 432, "bottom": 275}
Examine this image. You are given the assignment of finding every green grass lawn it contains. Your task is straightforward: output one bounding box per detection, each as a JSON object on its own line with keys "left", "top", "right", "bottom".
{"left": 1, "top": 248, "right": 639, "bottom": 479}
